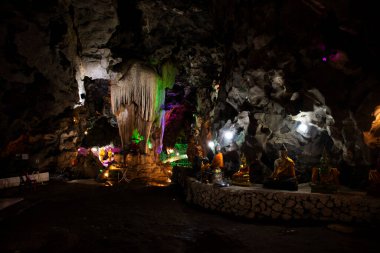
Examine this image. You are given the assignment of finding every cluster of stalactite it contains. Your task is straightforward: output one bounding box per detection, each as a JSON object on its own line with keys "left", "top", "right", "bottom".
{"left": 111, "top": 62, "right": 176, "bottom": 153}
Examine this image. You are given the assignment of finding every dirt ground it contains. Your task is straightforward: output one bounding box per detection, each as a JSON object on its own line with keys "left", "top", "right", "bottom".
{"left": 0, "top": 180, "right": 379, "bottom": 253}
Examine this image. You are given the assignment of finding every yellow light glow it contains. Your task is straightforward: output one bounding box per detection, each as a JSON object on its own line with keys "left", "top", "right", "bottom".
{"left": 364, "top": 105, "right": 380, "bottom": 148}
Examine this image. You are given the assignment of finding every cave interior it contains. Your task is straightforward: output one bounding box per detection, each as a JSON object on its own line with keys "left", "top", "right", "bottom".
{"left": 1, "top": 0, "right": 380, "bottom": 189}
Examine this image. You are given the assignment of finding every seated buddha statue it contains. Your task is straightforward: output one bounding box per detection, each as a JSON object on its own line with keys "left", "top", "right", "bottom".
{"left": 263, "top": 145, "right": 298, "bottom": 191}
{"left": 310, "top": 149, "right": 340, "bottom": 193}
{"left": 231, "top": 154, "right": 251, "bottom": 186}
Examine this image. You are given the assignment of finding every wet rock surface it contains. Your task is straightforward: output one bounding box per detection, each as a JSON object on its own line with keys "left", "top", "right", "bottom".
{"left": 0, "top": 181, "right": 379, "bottom": 253}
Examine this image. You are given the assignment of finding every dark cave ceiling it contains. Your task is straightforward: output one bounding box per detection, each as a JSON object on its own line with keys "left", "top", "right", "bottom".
{"left": 0, "top": 0, "right": 379, "bottom": 173}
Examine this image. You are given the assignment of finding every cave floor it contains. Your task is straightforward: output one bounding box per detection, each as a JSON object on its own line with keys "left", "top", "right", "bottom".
{"left": 0, "top": 180, "right": 379, "bottom": 253}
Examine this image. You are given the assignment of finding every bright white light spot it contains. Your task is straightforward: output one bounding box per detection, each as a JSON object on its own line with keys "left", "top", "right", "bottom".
{"left": 208, "top": 141, "right": 215, "bottom": 149}
{"left": 224, "top": 131, "right": 234, "bottom": 140}
{"left": 84, "top": 130, "right": 88, "bottom": 135}
{"left": 297, "top": 123, "right": 308, "bottom": 133}
{"left": 91, "top": 147, "right": 98, "bottom": 152}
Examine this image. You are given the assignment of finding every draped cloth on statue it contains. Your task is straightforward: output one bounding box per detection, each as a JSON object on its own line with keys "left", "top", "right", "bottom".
{"left": 211, "top": 153, "right": 224, "bottom": 170}
{"left": 272, "top": 157, "right": 295, "bottom": 179}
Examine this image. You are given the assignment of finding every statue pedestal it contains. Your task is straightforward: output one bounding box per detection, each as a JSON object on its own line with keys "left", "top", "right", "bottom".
{"left": 231, "top": 175, "right": 251, "bottom": 187}
{"left": 310, "top": 183, "right": 338, "bottom": 194}
{"left": 231, "top": 180, "right": 252, "bottom": 187}
{"left": 263, "top": 177, "right": 298, "bottom": 191}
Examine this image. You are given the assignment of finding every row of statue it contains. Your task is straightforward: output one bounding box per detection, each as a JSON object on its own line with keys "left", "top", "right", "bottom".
{"left": 191, "top": 143, "right": 380, "bottom": 194}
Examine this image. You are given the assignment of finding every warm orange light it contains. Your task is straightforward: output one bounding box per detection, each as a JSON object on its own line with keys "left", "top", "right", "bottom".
{"left": 364, "top": 105, "right": 380, "bottom": 148}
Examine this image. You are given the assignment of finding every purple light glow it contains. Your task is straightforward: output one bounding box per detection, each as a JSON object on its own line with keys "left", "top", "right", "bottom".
{"left": 77, "top": 147, "right": 89, "bottom": 156}
{"left": 322, "top": 57, "right": 327, "bottom": 62}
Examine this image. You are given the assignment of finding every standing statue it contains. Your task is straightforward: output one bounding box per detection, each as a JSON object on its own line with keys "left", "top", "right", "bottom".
{"left": 263, "top": 145, "right": 298, "bottom": 191}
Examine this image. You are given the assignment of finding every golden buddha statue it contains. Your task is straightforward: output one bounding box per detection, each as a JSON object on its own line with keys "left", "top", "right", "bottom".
{"left": 231, "top": 154, "right": 251, "bottom": 186}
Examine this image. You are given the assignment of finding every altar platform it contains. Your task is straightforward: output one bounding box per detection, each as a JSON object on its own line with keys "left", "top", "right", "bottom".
{"left": 173, "top": 167, "right": 380, "bottom": 223}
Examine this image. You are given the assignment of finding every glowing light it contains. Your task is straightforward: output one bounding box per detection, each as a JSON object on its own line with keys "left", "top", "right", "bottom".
{"left": 104, "top": 171, "right": 109, "bottom": 178}
{"left": 224, "top": 130, "right": 234, "bottom": 140}
{"left": 162, "top": 154, "right": 188, "bottom": 163}
{"left": 84, "top": 130, "right": 88, "bottom": 135}
{"left": 166, "top": 148, "right": 174, "bottom": 154}
{"left": 91, "top": 147, "right": 98, "bottom": 152}
{"left": 364, "top": 105, "right": 380, "bottom": 147}
{"left": 208, "top": 141, "right": 215, "bottom": 149}
{"left": 131, "top": 129, "right": 144, "bottom": 144}
{"left": 322, "top": 57, "right": 327, "bottom": 62}
{"left": 147, "top": 139, "right": 153, "bottom": 149}
{"left": 297, "top": 123, "right": 308, "bottom": 133}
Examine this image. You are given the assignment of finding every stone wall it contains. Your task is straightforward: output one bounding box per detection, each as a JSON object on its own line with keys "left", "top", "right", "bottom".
{"left": 174, "top": 168, "right": 380, "bottom": 223}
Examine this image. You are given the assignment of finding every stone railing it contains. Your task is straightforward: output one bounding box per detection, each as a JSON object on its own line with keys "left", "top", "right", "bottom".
{"left": 173, "top": 167, "right": 380, "bottom": 223}
{"left": 0, "top": 172, "right": 49, "bottom": 189}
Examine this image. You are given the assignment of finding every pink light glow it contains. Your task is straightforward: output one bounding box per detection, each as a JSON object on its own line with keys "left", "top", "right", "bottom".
{"left": 322, "top": 57, "right": 327, "bottom": 62}
{"left": 328, "top": 51, "right": 342, "bottom": 62}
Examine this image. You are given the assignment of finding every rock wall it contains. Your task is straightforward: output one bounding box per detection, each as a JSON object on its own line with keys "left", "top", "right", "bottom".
{"left": 174, "top": 168, "right": 380, "bottom": 223}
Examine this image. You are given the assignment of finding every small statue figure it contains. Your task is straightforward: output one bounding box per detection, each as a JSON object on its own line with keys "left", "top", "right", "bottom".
{"left": 99, "top": 147, "right": 106, "bottom": 162}
{"left": 108, "top": 149, "right": 113, "bottom": 162}
{"left": 263, "top": 145, "right": 298, "bottom": 191}
{"left": 210, "top": 146, "right": 228, "bottom": 187}
{"left": 211, "top": 80, "right": 220, "bottom": 103}
{"left": 211, "top": 145, "right": 224, "bottom": 170}
{"left": 231, "top": 154, "right": 251, "bottom": 186}
{"left": 310, "top": 148, "right": 340, "bottom": 193}
{"left": 193, "top": 143, "right": 204, "bottom": 179}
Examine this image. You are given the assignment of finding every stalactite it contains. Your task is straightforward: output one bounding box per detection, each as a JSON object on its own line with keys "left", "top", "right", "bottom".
{"left": 111, "top": 62, "right": 176, "bottom": 153}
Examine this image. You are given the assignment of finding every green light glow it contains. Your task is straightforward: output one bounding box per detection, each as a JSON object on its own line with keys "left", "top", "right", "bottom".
{"left": 155, "top": 62, "right": 177, "bottom": 115}
{"left": 147, "top": 139, "right": 153, "bottom": 149}
{"left": 132, "top": 129, "right": 144, "bottom": 144}
{"left": 159, "top": 143, "right": 190, "bottom": 167}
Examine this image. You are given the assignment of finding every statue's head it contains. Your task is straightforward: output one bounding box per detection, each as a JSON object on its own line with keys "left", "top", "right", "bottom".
{"left": 240, "top": 154, "right": 247, "bottom": 167}
{"left": 279, "top": 144, "right": 288, "bottom": 158}
{"left": 320, "top": 147, "right": 330, "bottom": 164}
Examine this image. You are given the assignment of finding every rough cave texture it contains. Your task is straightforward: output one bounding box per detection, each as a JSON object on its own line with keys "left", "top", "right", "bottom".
{"left": 0, "top": 0, "right": 379, "bottom": 187}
